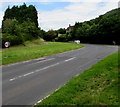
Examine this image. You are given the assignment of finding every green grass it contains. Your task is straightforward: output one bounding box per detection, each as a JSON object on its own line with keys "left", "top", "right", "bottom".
{"left": 36, "top": 51, "right": 119, "bottom": 106}
{"left": 1, "top": 41, "right": 83, "bottom": 65}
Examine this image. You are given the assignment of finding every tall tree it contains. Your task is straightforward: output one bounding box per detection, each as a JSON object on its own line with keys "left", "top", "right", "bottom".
{"left": 2, "top": 3, "right": 38, "bottom": 28}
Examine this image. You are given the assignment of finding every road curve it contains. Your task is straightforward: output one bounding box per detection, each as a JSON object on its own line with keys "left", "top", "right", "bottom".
{"left": 2, "top": 44, "right": 118, "bottom": 106}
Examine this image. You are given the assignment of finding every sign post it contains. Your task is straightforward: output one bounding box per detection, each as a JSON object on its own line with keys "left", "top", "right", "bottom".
{"left": 4, "top": 42, "right": 10, "bottom": 58}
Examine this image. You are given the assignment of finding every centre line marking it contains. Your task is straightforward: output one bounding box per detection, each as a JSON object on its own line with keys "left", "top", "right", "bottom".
{"left": 23, "top": 72, "right": 34, "bottom": 77}
{"left": 65, "top": 57, "right": 76, "bottom": 62}
{"left": 9, "top": 78, "right": 16, "bottom": 81}
{"left": 9, "top": 62, "right": 60, "bottom": 82}
{"left": 9, "top": 57, "right": 76, "bottom": 82}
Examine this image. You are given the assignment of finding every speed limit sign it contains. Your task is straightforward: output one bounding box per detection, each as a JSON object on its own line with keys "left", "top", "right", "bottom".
{"left": 4, "top": 42, "right": 10, "bottom": 48}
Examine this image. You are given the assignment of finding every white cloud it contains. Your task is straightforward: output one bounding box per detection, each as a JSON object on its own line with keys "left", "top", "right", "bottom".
{"left": 0, "top": 2, "right": 4, "bottom": 28}
{"left": 96, "top": 2, "right": 118, "bottom": 14}
{"left": 0, "top": 1, "right": 119, "bottom": 31}
{"left": 65, "top": 2, "right": 97, "bottom": 14}
{"left": 0, "top": 12, "right": 4, "bottom": 28}
{"left": 38, "top": 1, "right": 118, "bottom": 31}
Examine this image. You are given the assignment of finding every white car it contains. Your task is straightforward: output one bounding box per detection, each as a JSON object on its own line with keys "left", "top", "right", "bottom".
{"left": 74, "top": 40, "right": 80, "bottom": 44}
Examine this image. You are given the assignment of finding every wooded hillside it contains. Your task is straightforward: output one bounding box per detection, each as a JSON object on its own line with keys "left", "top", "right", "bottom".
{"left": 1, "top": 5, "right": 120, "bottom": 47}
{"left": 56, "top": 8, "right": 120, "bottom": 45}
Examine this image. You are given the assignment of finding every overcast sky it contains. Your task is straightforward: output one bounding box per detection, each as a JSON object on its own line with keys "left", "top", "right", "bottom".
{"left": 0, "top": 0, "right": 119, "bottom": 31}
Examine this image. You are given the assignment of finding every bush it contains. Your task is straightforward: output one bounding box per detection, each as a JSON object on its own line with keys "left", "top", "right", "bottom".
{"left": 55, "top": 33, "right": 72, "bottom": 42}
{"left": 43, "top": 30, "right": 58, "bottom": 41}
{"left": 2, "top": 33, "right": 23, "bottom": 47}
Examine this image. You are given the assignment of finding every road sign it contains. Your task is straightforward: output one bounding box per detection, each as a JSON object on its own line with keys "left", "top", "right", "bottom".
{"left": 4, "top": 42, "right": 10, "bottom": 58}
{"left": 4, "top": 42, "right": 10, "bottom": 48}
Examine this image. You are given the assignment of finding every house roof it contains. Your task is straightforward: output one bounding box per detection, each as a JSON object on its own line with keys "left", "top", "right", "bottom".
{"left": 66, "top": 24, "right": 74, "bottom": 31}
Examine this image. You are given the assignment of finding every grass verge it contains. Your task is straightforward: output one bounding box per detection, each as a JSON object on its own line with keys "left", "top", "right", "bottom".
{"left": 1, "top": 41, "right": 83, "bottom": 65}
{"left": 36, "top": 51, "right": 119, "bottom": 106}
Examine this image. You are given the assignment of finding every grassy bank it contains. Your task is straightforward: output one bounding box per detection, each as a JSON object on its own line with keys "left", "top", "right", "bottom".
{"left": 36, "top": 51, "right": 119, "bottom": 106}
{"left": 1, "top": 41, "right": 83, "bottom": 65}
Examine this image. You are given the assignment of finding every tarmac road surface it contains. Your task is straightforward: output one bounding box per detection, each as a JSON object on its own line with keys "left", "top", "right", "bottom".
{"left": 2, "top": 44, "right": 118, "bottom": 106}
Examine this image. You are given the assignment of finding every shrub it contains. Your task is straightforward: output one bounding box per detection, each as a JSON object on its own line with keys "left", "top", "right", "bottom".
{"left": 2, "top": 33, "right": 23, "bottom": 47}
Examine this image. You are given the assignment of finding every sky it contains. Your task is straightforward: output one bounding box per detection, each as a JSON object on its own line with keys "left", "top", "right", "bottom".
{"left": 0, "top": 0, "right": 119, "bottom": 31}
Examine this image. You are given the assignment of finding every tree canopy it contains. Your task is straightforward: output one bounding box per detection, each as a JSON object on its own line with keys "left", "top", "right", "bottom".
{"left": 56, "top": 8, "right": 120, "bottom": 45}
{"left": 2, "top": 3, "right": 38, "bottom": 28}
{"left": 2, "top": 3, "right": 43, "bottom": 47}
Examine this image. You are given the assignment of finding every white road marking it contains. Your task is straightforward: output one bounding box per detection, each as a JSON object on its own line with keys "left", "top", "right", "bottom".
{"left": 34, "top": 83, "right": 67, "bottom": 105}
{"left": 9, "top": 57, "right": 76, "bottom": 82}
{"left": 9, "top": 78, "right": 16, "bottom": 81}
{"left": 34, "top": 92, "right": 52, "bottom": 105}
{"left": 34, "top": 94, "right": 51, "bottom": 105}
{"left": 32, "top": 58, "right": 55, "bottom": 65}
{"left": 4, "top": 58, "right": 46, "bottom": 67}
{"left": 65, "top": 57, "right": 76, "bottom": 62}
{"left": 23, "top": 72, "right": 34, "bottom": 77}
{"left": 35, "top": 63, "right": 60, "bottom": 73}
{"left": 9, "top": 62, "right": 60, "bottom": 82}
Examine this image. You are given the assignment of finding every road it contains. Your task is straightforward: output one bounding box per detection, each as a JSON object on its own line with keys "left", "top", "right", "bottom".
{"left": 2, "top": 44, "right": 118, "bottom": 106}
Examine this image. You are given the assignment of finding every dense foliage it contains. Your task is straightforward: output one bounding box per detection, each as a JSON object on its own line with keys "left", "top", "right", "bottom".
{"left": 1, "top": 5, "right": 120, "bottom": 47}
{"left": 2, "top": 3, "right": 38, "bottom": 28}
{"left": 2, "top": 3, "right": 44, "bottom": 47}
{"left": 56, "top": 8, "right": 120, "bottom": 45}
{"left": 43, "top": 30, "right": 58, "bottom": 41}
